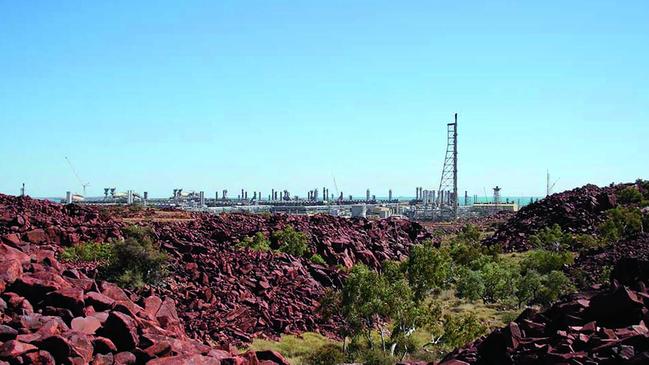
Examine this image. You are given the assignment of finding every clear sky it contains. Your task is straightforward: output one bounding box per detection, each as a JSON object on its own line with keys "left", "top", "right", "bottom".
{"left": 1, "top": 1, "right": 647, "bottom": 198}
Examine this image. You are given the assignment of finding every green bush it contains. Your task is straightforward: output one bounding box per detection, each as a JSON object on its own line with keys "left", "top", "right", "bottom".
{"left": 529, "top": 224, "right": 572, "bottom": 251}
{"left": 237, "top": 232, "right": 271, "bottom": 251}
{"left": 618, "top": 186, "right": 643, "bottom": 205}
{"left": 521, "top": 250, "right": 573, "bottom": 275}
{"left": 515, "top": 270, "right": 542, "bottom": 307}
{"left": 406, "top": 242, "right": 452, "bottom": 302}
{"left": 273, "top": 226, "right": 309, "bottom": 257}
{"left": 108, "top": 228, "right": 168, "bottom": 288}
{"left": 455, "top": 268, "right": 485, "bottom": 301}
{"left": 310, "top": 253, "right": 327, "bottom": 265}
{"left": 480, "top": 261, "right": 518, "bottom": 303}
{"left": 305, "top": 344, "right": 346, "bottom": 365}
{"left": 536, "top": 271, "right": 575, "bottom": 305}
{"left": 360, "top": 348, "right": 394, "bottom": 365}
{"left": 60, "top": 242, "right": 114, "bottom": 263}
{"left": 441, "top": 313, "right": 487, "bottom": 349}
{"left": 599, "top": 207, "right": 644, "bottom": 241}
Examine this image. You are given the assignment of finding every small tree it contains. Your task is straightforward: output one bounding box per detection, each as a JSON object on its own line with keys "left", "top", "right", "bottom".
{"left": 520, "top": 250, "right": 573, "bottom": 275}
{"left": 536, "top": 270, "right": 574, "bottom": 305}
{"left": 618, "top": 186, "right": 643, "bottom": 205}
{"left": 515, "top": 270, "right": 542, "bottom": 307}
{"left": 406, "top": 242, "right": 452, "bottom": 302}
{"left": 440, "top": 313, "right": 486, "bottom": 350}
{"left": 455, "top": 268, "right": 485, "bottom": 301}
{"left": 480, "top": 261, "right": 519, "bottom": 303}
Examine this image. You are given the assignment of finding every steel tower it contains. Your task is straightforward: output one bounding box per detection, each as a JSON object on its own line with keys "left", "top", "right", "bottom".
{"left": 437, "top": 113, "right": 458, "bottom": 218}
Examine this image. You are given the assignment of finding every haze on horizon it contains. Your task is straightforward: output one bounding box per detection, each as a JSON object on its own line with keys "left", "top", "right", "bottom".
{"left": 1, "top": 1, "right": 647, "bottom": 198}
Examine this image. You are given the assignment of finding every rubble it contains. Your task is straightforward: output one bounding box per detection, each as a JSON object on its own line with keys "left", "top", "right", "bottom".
{"left": 0, "top": 194, "right": 430, "bottom": 347}
{"left": 0, "top": 241, "right": 290, "bottom": 365}
{"left": 439, "top": 257, "right": 649, "bottom": 365}
{"left": 484, "top": 184, "right": 620, "bottom": 251}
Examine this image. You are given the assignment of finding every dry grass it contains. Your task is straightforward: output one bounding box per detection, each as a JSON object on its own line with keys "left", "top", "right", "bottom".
{"left": 243, "top": 333, "right": 337, "bottom": 365}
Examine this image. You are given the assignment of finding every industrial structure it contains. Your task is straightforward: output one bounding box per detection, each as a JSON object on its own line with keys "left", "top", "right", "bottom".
{"left": 48, "top": 113, "right": 534, "bottom": 220}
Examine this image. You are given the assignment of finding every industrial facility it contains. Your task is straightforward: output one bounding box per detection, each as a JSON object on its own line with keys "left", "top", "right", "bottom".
{"left": 47, "top": 113, "right": 530, "bottom": 221}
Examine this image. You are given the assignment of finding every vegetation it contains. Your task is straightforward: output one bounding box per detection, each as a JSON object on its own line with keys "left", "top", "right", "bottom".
{"left": 305, "top": 344, "right": 346, "bottom": 365}
{"left": 59, "top": 225, "right": 168, "bottom": 289}
{"left": 237, "top": 232, "right": 272, "bottom": 251}
{"left": 310, "top": 253, "right": 327, "bottom": 265}
{"left": 618, "top": 186, "right": 644, "bottom": 205}
{"left": 599, "top": 206, "right": 645, "bottom": 241}
{"left": 60, "top": 242, "right": 114, "bottom": 263}
{"left": 273, "top": 226, "right": 310, "bottom": 257}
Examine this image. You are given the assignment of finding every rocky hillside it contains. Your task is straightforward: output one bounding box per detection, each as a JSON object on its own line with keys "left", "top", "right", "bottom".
{"left": 484, "top": 184, "right": 620, "bottom": 252}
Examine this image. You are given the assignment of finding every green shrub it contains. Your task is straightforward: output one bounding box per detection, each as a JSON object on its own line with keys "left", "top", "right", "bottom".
{"left": 360, "top": 348, "right": 394, "bottom": 365}
{"left": 60, "top": 242, "right": 114, "bottom": 263}
{"left": 536, "top": 271, "right": 575, "bottom": 305}
{"left": 571, "top": 234, "right": 607, "bottom": 251}
{"left": 599, "top": 207, "right": 644, "bottom": 241}
{"left": 310, "top": 253, "right": 327, "bottom": 265}
{"left": 529, "top": 224, "right": 572, "bottom": 251}
{"left": 455, "top": 268, "right": 485, "bottom": 301}
{"left": 515, "top": 270, "right": 542, "bottom": 307}
{"left": 406, "top": 242, "right": 452, "bottom": 302}
{"left": 480, "top": 261, "right": 519, "bottom": 303}
{"left": 521, "top": 250, "right": 573, "bottom": 275}
{"left": 618, "top": 186, "right": 643, "bottom": 205}
{"left": 305, "top": 344, "right": 345, "bottom": 365}
{"left": 237, "top": 232, "right": 271, "bottom": 251}
{"left": 273, "top": 226, "right": 309, "bottom": 257}
{"left": 441, "top": 313, "right": 487, "bottom": 349}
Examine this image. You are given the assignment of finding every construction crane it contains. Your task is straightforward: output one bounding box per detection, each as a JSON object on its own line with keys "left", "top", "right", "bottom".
{"left": 65, "top": 157, "right": 90, "bottom": 197}
{"left": 546, "top": 170, "right": 559, "bottom": 197}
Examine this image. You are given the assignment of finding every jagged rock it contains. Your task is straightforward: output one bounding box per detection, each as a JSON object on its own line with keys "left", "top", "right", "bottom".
{"left": 71, "top": 316, "right": 102, "bottom": 334}
{"left": 99, "top": 311, "right": 139, "bottom": 351}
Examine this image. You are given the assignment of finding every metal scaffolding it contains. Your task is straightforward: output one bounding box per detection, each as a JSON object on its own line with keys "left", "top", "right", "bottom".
{"left": 438, "top": 113, "right": 458, "bottom": 218}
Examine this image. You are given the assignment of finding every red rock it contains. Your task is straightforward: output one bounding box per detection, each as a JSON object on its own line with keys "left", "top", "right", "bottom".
{"left": 0, "top": 340, "right": 37, "bottom": 358}
{"left": 1, "top": 233, "right": 21, "bottom": 246}
{"left": 25, "top": 228, "right": 48, "bottom": 243}
{"left": 92, "top": 353, "right": 114, "bottom": 365}
{"left": 114, "top": 351, "right": 136, "bottom": 365}
{"left": 99, "top": 311, "right": 139, "bottom": 351}
{"left": 93, "top": 336, "right": 118, "bottom": 354}
{"left": 0, "top": 259, "right": 22, "bottom": 284}
{"left": 0, "top": 325, "right": 18, "bottom": 341}
{"left": 146, "top": 354, "right": 221, "bottom": 365}
{"left": 255, "top": 350, "right": 290, "bottom": 365}
{"left": 22, "top": 350, "right": 56, "bottom": 365}
{"left": 45, "top": 287, "right": 85, "bottom": 316}
{"left": 71, "top": 316, "right": 102, "bottom": 334}
{"left": 86, "top": 291, "right": 116, "bottom": 311}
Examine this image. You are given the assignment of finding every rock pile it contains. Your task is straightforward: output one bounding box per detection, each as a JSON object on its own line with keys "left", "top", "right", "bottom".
{"left": 152, "top": 213, "right": 430, "bottom": 269}
{"left": 0, "top": 241, "right": 290, "bottom": 365}
{"left": 0, "top": 194, "right": 123, "bottom": 249}
{"left": 484, "top": 184, "right": 619, "bottom": 252}
{"left": 439, "top": 257, "right": 649, "bottom": 365}
{"left": 570, "top": 233, "right": 649, "bottom": 288}
{"left": 0, "top": 194, "right": 430, "bottom": 347}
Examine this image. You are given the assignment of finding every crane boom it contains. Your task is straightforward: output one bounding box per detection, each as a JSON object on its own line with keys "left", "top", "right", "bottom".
{"left": 65, "top": 157, "right": 89, "bottom": 197}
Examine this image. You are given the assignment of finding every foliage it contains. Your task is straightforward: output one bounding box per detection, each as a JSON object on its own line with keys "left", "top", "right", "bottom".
{"left": 108, "top": 226, "right": 168, "bottom": 288}
{"left": 237, "top": 232, "right": 272, "bottom": 251}
{"left": 618, "top": 186, "right": 643, "bottom": 205}
{"left": 529, "top": 224, "right": 572, "bottom": 251}
{"left": 599, "top": 207, "right": 644, "bottom": 242}
{"left": 515, "top": 270, "right": 542, "bottom": 307}
{"left": 571, "top": 234, "right": 607, "bottom": 251}
{"left": 406, "top": 242, "right": 452, "bottom": 302}
{"left": 455, "top": 268, "right": 485, "bottom": 301}
{"left": 454, "top": 224, "right": 481, "bottom": 244}
{"left": 305, "top": 344, "right": 346, "bottom": 365}
{"left": 536, "top": 270, "right": 575, "bottom": 305}
{"left": 361, "top": 348, "right": 395, "bottom": 365}
{"left": 273, "top": 226, "right": 309, "bottom": 257}
{"left": 440, "top": 313, "right": 487, "bottom": 349}
{"left": 310, "top": 253, "right": 327, "bottom": 265}
{"left": 480, "top": 261, "right": 518, "bottom": 303}
{"left": 520, "top": 250, "right": 573, "bottom": 275}
{"left": 247, "top": 333, "right": 336, "bottom": 365}
{"left": 60, "top": 242, "right": 114, "bottom": 263}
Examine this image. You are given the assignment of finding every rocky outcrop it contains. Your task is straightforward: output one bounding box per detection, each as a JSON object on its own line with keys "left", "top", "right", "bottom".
{"left": 0, "top": 241, "right": 290, "bottom": 365}
{"left": 484, "top": 184, "right": 620, "bottom": 252}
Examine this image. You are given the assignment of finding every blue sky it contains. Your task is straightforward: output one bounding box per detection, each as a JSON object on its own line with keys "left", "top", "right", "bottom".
{"left": 1, "top": 1, "right": 647, "bottom": 198}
